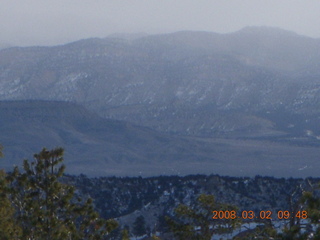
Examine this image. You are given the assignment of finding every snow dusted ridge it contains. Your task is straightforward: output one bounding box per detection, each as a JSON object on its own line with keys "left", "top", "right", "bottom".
{"left": 1, "top": 27, "right": 320, "bottom": 139}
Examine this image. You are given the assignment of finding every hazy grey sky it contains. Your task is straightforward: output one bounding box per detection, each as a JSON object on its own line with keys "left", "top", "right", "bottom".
{"left": 1, "top": 0, "right": 320, "bottom": 46}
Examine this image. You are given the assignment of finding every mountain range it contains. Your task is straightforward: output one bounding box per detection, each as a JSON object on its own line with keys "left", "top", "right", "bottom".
{"left": 1, "top": 26, "right": 320, "bottom": 177}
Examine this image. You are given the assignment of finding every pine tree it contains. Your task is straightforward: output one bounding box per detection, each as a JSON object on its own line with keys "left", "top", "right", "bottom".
{"left": 166, "top": 194, "right": 240, "bottom": 240}
{"left": 0, "top": 170, "right": 22, "bottom": 239}
{"left": 121, "top": 228, "right": 130, "bottom": 240}
{"left": 300, "top": 183, "right": 320, "bottom": 239}
{"left": 0, "top": 144, "right": 22, "bottom": 239}
{"left": 5, "top": 147, "right": 118, "bottom": 240}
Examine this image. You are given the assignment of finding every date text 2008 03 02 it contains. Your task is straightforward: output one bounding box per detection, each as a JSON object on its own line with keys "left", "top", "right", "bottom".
{"left": 212, "top": 210, "right": 308, "bottom": 220}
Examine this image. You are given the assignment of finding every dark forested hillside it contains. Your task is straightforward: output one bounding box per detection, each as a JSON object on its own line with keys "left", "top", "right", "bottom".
{"left": 64, "top": 174, "right": 320, "bottom": 237}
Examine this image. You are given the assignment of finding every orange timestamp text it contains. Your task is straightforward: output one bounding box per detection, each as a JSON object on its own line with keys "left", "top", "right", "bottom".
{"left": 212, "top": 210, "right": 308, "bottom": 220}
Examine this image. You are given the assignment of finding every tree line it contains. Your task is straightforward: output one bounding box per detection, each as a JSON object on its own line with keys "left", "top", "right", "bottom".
{"left": 0, "top": 145, "right": 319, "bottom": 239}
{"left": 0, "top": 147, "right": 118, "bottom": 240}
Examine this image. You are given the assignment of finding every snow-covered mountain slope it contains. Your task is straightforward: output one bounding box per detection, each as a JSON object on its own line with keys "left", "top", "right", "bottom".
{"left": 1, "top": 27, "right": 320, "bottom": 139}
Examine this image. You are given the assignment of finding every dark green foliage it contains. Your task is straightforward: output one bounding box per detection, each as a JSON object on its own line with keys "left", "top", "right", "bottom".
{"left": 121, "top": 228, "right": 130, "bottom": 240}
{"left": 4, "top": 147, "right": 118, "bottom": 240}
{"left": 276, "top": 182, "right": 320, "bottom": 240}
{"left": 166, "top": 194, "right": 240, "bottom": 240}
{"left": 0, "top": 146, "right": 21, "bottom": 239}
{"left": 300, "top": 184, "right": 320, "bottom": 239}
{"left": 0, "top": 170, "right": 22, "bottom": 239}
{"left": 301, "top": 191, "right": 320, "bottom": 224}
